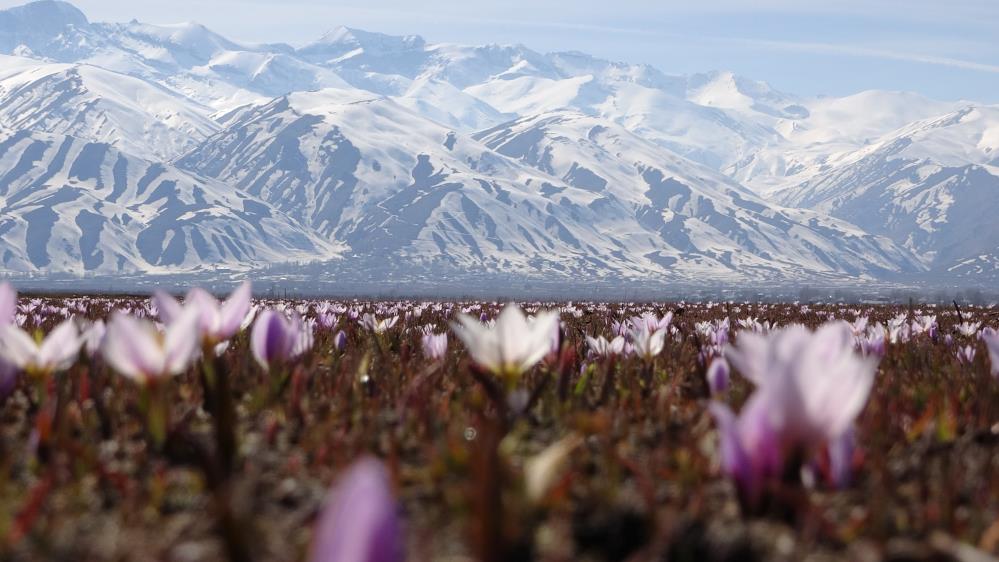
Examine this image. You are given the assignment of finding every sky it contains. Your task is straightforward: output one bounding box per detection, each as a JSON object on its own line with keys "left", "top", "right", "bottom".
{"left": 5, "top": 0, "right": 999, "bottom": 102}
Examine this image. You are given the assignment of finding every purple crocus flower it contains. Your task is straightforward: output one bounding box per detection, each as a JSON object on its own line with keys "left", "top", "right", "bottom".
{"left": 705, "top": 357, "right": 730, "bottom": 396}
{"left": 310, "top": 457, "right": 403, "bottom": 562}
{"left": 715, "top": 321, "right": 878, "bottom": 499}
{"left": 709, "top": 397, "right": 782, "bottom": 509}
{"left": 333, "top": 330, "right": 348, "bottom": 351}
{"left": 250, "top": 309, "right": 313, "bottom": 370}
{"left": 724, "top": 322, "right": 877, "bottom": 450}
{"left": 318, "top": 313, "right": 339, "bottom": 330}
{"left": 421, "top": 333, "right": 448, "bottom": 361}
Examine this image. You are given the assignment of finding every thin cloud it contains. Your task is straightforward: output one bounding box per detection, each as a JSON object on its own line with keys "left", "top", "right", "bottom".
{"left": 313, "top": 8, "right": 999, "bottom": 75}
{"left": 719, "top": 37, "right": 999, "bottom": 74}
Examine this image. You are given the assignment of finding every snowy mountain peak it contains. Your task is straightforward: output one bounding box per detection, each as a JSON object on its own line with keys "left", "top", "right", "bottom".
{"left": 0, "top": 1, "right": 90, "bottom": 56}
{"left": 301, "top": 26, "right": 426, "bottom": 60}
{"left": 0, "top": 0, "right": 88, "bottom": 28}
{"left": 686, "top": 70, "right": 806, "bottom": 119}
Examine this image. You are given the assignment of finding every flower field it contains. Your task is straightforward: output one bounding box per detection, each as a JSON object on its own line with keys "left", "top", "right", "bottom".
{"left": 2, "top": 283, "right": 999, "bottom": 561}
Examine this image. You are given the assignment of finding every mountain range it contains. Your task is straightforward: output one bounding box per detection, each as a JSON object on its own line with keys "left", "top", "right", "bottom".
{"left": 0, "top": 0, "right": 995, "bottom": 285}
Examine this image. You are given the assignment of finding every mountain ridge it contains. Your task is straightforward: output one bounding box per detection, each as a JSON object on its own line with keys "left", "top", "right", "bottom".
{"left": 0, "top": 0, "right": 993, "bottom": 284}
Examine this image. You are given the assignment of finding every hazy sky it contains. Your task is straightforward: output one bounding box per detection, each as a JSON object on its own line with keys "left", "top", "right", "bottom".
{"left": 6, "top": 0, "right": 999, "bottom": 101}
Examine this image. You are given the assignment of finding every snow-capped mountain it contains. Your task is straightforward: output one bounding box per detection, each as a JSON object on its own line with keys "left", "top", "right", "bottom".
{"left": 0, "top": 127, "right": 339, "bottom": 273}
{"left": 0, "top": 55, "right": 217, "bottom": 160}
{"left": 177, "top": 91, "right": 917, "bottom": 280}
{"left": 177, "top": 88, "right": 670, "bottom": 279}
{"left": 771, "top": 106, "right": 999, "bottom": 273}
{"left": 472, "top": 110, "right": 916, "bottom": 278}
{"left": 0, "top": 0, "right": 992, "bottom": 284}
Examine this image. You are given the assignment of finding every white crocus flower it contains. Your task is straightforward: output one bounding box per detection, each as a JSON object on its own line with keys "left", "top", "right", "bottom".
{"left": 153, "top": 282, "right": 252, "bottom": 344}
{"left": 629, "top": 326, "right": 666, "bottom": 361}
{"left": 451, "top": 303, "right": 559, "bottom": 381}
{"left": 585, "top": 335, "right": 626, "bottom": 357}
{"left": 102, "top": 310, "right": 200, "bottom": 384}
{"left": 0, "top": 319, "right": 81, "bottom": 374}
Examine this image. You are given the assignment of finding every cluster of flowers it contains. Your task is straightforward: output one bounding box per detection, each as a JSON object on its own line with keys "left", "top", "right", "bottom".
{"left": 3, "top": 283, "right": 999, "bottom": 560}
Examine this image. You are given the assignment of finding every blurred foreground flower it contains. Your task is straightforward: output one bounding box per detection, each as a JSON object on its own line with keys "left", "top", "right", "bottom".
{"left": 154, "top": 281, "right": 252, "bottom": 343}
{"left": 81, "top": 319, "right": 107, "bottom": 358}
{"left": 251, "top": 310, "right": 313, "bottom": 370}
{"left": 709, "top": 397, "right": 781, "bottom": 509}
{"left": 725, "top": 322, "right": 876, "bottom": 449}
{"left": 310, "top": 457, "right": 403, "bottom": 562}
{"left": 715, "top": 322, "right": 877, "bottom": 509}
{"left": 0, "top": 319, "right": 81, "bottom": 375}
{"left": 102, "top": 310, "right": 199, "bottom": 384}
{"left": 451, "top": 304, "right": 559, "bottom": 381}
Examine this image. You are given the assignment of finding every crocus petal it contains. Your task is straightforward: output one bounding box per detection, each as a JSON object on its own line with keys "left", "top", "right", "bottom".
{"left": 217, "top": 281, "right": 252, "bottom": 339}
{"left": 103, "top": 313, "right": 165, "bottom": 381}
{"left": 0, "top": 324, "right": 40, "bottom": 370}
{"left": 519, "top": 311, "right": 559, "bottom": 372}
{"left": 826, "top": 429, "right": 855, "bottom": 489}
{"left": 152, "top": 291, "right": 184, "bottom": 325}
{"left": 186, "top": 288, "right": 223, "bottom": 338}
{"left": 251, "top": 310, "right": 283, "bottom": 369}
{"left": 163, "top": 308, "right": 200, "bottom": 375}
{"left": 310, "top": 458, "right": 403, "bottom": 562}
{"left": 0, "top": 282, "right": 16, "bottom": 325}
{"left": 0, "top": 358, "right": 16, "bottom": 399}
{"left": 37, "top": 319, "right": 81, "bottom": 371}
{"left": 706, "top": 357, "right": 730, "bottom": 395}
{"left": 709, "top": 402, "right": 753, "bottom": 495}
{"left": 984, "top": 333, "right": 999, "bottom": 378}
{"left": 524, "top": 435, "right": 582, "bottom": 503}
{"left": 451, "top": 314, "right": 501, "bottom": 372}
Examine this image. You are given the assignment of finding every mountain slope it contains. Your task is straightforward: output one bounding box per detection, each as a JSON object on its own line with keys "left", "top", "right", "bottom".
{"left": 178, "top": 92, "right": 920, "bottom": 280}
{"left": 0, "top": 128, "right": 339, "bottom": 273}
{"left": 0, "top": 55, "right": 218, "bottom": 160}
{"left": 177, "top": 88, "right": 670, "bottom": 279}
{"left": 773, "top": 106, "right": 999, "bottom": 272}
{"left": 474, "top": 111, "right": 920, "bottom": 278}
